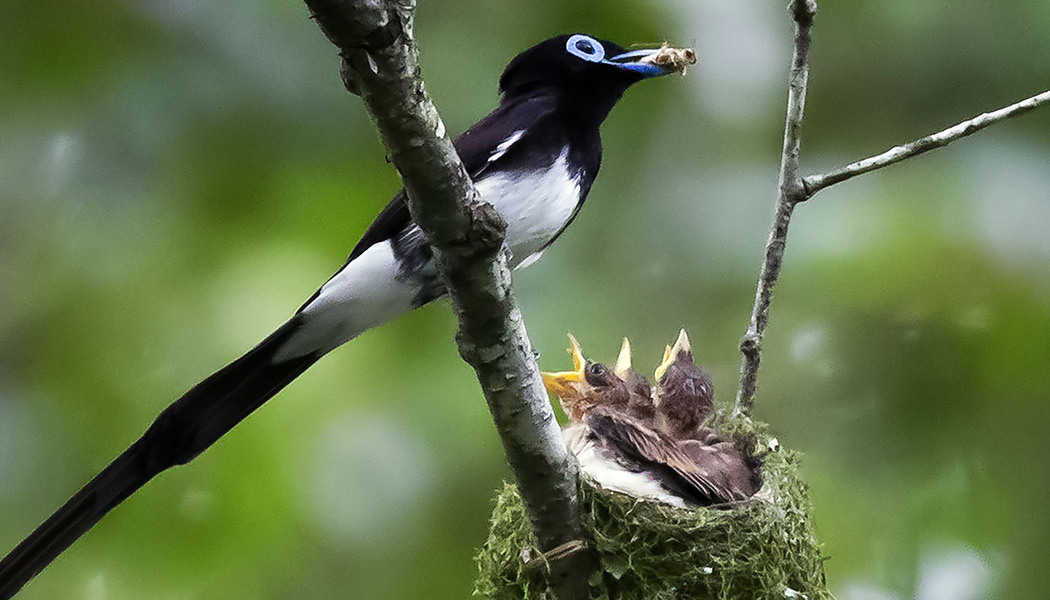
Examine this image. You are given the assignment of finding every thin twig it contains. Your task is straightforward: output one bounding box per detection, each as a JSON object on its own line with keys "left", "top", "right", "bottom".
{"left": 733, "top": 1, "right": 1050, "bottom": 418}
{"left": 302, "top": 1, "right": 594, "bottom": 597}
{"left": 734, "top": 0, "right": 818, "bottom": 417}
{"left": 803, "top": 89, "right": 1050, "bottom": 194}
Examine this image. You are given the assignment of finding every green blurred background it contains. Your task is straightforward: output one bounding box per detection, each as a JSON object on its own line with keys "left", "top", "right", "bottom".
{"left": 3, "top": 0, "right": 1049, "bottom": 598}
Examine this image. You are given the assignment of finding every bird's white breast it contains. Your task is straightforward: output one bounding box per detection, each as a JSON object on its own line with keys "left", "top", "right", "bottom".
{"left": 474, "top": 148, "right": 581, "bottom": 269}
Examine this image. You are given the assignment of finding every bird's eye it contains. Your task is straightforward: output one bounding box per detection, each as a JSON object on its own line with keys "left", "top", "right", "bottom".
{"left": 584, "top": 363, "right": 607, "bottom": 387}
{"left": 565, "top": 34, "right": 605, "bottom": 63}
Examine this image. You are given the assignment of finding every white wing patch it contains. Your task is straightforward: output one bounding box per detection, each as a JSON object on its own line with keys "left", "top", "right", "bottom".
{"left": 485, "top": 129, "right": 526, "bottom": 165}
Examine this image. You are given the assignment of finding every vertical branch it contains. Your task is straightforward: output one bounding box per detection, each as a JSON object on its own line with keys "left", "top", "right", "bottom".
{"left": 304, "top": 1, "right": 594, "bottom": 597}
{"left": 731, "top": 2, "right": 1049, "bottom": 418}
{"left": 734, "top": 0, "right": 818, "bottom": 417}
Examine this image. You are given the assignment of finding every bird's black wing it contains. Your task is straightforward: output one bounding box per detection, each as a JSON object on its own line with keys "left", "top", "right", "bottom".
{"left": 360, "top": 93, "right": 558, "bottom": 258}
{"left": 585, "top": 408, "right": 734, "bottom": 506}
{"left": 295, "top": 190, "right": 412, "bottom": 312}
{"left": 298, "top": 93, "right": 559, "bottom": 312}
{"left": 454, "top": 92, "right": 559, "bottom": 178}
{"left": 346, "top": 190, "right": 412, "bottom": 263}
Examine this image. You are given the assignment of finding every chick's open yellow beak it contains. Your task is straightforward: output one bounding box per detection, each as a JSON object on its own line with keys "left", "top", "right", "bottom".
{"left": 654, "top": 329, "right": 692, "bottom": 380}
{"left": 540, "top": 333, "right": 587, "bottom": 397}
{"left": 541, "top": 370, "right": 581, "bottom": 397}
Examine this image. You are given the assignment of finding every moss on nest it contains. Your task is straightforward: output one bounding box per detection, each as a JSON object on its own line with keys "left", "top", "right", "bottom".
{"left": 474, "top": 418, "right": 830, "bottom": 599}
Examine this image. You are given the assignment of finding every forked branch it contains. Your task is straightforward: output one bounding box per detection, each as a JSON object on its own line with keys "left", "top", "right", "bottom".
{"left": 733, "top": 0, "right": 1050, "bottom": 416}
{"left": 734, "top": 0, "right": 817, "bottom": 417}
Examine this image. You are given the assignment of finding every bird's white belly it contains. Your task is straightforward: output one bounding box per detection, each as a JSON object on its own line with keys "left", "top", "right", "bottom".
{"left": 474, "top": 149, "right": 581, "bottom": 268}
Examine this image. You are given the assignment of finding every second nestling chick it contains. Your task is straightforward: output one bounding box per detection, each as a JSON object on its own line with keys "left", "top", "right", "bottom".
{"left": 653, "top": 329, "right": 715, "bottom": 440}
{"left": 613, "top": 337, "right": 657, "bottom": 424}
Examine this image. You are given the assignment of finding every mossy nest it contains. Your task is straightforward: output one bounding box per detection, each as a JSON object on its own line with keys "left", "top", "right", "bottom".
{"left": 474, "top": 418, "right": 830, "bottom": 599}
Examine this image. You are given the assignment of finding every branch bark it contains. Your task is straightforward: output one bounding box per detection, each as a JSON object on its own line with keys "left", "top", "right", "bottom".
{"left": 302, "top": 0, "right": 593, "bottom": 596}
{"left": 734, "top": 0, "right": 817, "bottom": 417}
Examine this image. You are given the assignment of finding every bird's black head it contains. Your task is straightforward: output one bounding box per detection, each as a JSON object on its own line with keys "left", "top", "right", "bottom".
{"left": 499, "top": 34, "right": 682, "bottom": 125}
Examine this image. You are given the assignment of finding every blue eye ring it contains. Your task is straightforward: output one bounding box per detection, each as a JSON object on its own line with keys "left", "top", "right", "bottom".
{"left": 566, "top": 34, "right": 605, "bottom": 63}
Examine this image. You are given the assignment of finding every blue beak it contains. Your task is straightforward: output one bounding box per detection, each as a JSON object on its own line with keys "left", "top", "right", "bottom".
{"left": 603, "top": 48, "right": 671, "bottom": 78}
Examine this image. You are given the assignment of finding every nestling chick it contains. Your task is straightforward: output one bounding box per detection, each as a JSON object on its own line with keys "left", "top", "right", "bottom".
{"left": 653, "top": 329, "right": 715, "bottom": 440}
{"left": 543, "top": 334, "right": 761, "bottom": 507}
{"left": 613, "top": 337, "right": 656, "bottom": 424}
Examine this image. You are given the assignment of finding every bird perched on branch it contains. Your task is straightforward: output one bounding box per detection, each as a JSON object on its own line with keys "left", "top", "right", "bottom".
{"left": 542, "top": 333, "right": 761, "bottom": 509}
{"left": 0, "top": 35, "right": 694, "bottom": 597}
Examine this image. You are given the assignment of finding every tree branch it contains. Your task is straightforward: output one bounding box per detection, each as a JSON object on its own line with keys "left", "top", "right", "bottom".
{"left": 802, "top": 88, "right": 1050, "bottom": 194}
{"left": 734, "top": 0, "right": 818, "bottom": 417}
{"left": 303, "top": 0, "right": 593, "bottom": 596}
{"left": 734, "top": 1, "right": 1050, "bottom": 419}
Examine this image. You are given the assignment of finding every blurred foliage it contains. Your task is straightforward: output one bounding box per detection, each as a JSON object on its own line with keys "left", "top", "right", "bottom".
{"left": 2, "top": 0, "right": 1049, "bottom": 598}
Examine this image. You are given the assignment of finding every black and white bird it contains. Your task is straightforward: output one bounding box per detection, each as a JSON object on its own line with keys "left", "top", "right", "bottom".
{"left": 0, "top": 34, "right": 691, "bottom": 597}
